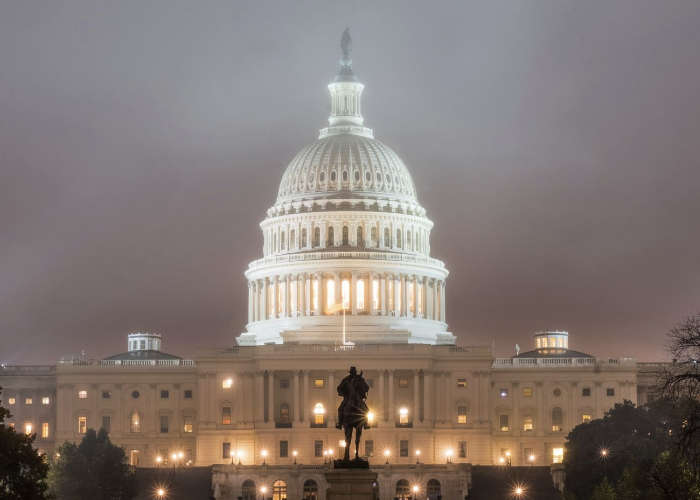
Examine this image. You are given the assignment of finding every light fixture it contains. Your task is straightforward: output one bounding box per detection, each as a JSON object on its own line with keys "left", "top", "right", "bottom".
{"left": 155, "top": 455, "right": 163, "bottom": 464}
{"left": 384, "top": 448, "right": 390, "bottom": 464}
{"left": 498, "top": 456, "right": 505, "bottom": 464}
{"left": 292, "top": 450, "right": 298, "bottom": 464}
{"left": 446, "top": 448, "right": 454, "bottom": 463}
{"left": 222, "top": 378, "right": 233, "bottom": 389}
{"left": 505, "top": 450, "right": 511, "bottom": 457}
{"left": 156, "top": 487, "right": 166, "bottom": 498}
{"left": 528, "top": 454, "right": 535, "bottom": 463}
{"left": 261, "top": 449, "right": 268, "bottom": 464}
{"left": 415, "top": 449, "right": 421, "bottom": 464}
{"left": 178, "top": 451, "right": 184, "bottom": 459}
{"left": 601, "top": 448, "right": 609, "bottom": 458}
{"left": 260, "top": 486, "right": 268, "bottom": 495}
{"left": 367, "top": 411, "right": 375, "bottom": 425}
{"left": 514, "top": 485, "right": 524, "bottom": 496}
{"left": 170, "top": 452, "right": 177, "bottom": 461}
{"left": 412, "top": 485, "right": 419, "bottom": 493}
{"left": 339, "top": 440, "right": 346, "bottom": 448}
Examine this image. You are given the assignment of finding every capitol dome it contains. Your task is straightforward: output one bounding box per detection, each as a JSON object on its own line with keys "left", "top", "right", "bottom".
{"left": 237, "top": 30, "right": 452, "bottom": 346}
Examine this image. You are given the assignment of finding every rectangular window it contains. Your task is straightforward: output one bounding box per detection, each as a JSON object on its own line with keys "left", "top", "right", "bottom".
{"left": 365, "top": 440, "right": 374, "bottom": 457}
{"left": 160, "top": 415, "right": 169, "bottom": 433}
{"left": 221, "top": 407, "right": 232, "bottom": 425}
{"left": 458, "top": 440, "right": 467, "bottom": 458}
{"left": 399, "top": 409, "right": 409, "bottom": 425}
{"left": 553, "top": 447, "right": 564, "bottom": 464}
{"left": 499, "top": 388, "right": 508, "bottom": 398}
{"left": 7, "top": 397, "right": 15, "bottom": 405}
{"left": 184, "top": 389, "right": 193, "bottom": 399}
{"left": 102, "top": 415, "right": 111, "bottom": 433}
{"left": 398, "top": 378, "right": 409, "bottom": 388}
{"left": 606, "top": 388, "right": 615, "bottom": 396}
{"left": 25, "top": 397, "right": 33, "bottom": 405}
{"left": 102, "top": 390, "right": 111, "bottom": 399}
{"left": 582, "top": 414, "right": 592, "bottom": 423}
{"left": 41, "top": 422, "right": 49, "bottom": 438}
{"left": 522, "top": 387, "right": 533, "bottom": 397}
{"left": 314, "top": 413, "right": 325, "bottom": 425}
{"left": 222, "top": 442, "right": 230, "bottom": 459}
{"left": 279, "top": 440, "right": 288, "bottom": 458}
{"left": 78, "top": 416, "right": 87, "bottom": 434}
{"left": 314, "top": 378, "right": 325, "bottom": 388}
{"left": 456, "top": 378, "right": 467, "bottom": 388}
{"left": 314, "top": 440, "right": 323, "bottom": 457}
{"left": 499, "top": 414, "right": 510, "bottom": 432}
{"left": 399, "top": 440, "right": 409, "bottom": 457}
{"left": 24, "top": 422, "right": 33, "bottom": 435}
{"left": 42, "top": 397, "right": 50, "bottom": 405}
{"left": 523, "top": 416, "right": 534, "bottom": 431}
{"left": 78, "top": 390, "right": 87, "bottom": 399}
{"left": 222, "top": 378, "right": 233, "bottom": 389}
{"left": 279, "top": 379, "right": 290, "bottom": 389}
{"left": 457, "top": 406, "right": 468, "bottom": 424}
{"left": 582, "top": 387, "right": 591, "bottom": 397}
{"left": 183, "top": 416, "right": 193, "bottom": 433}
{"left": 160, "top": 390, "right": 169, "bottom": 399}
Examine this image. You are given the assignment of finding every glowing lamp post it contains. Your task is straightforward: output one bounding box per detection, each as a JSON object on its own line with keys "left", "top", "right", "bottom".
{"left": 156, "top": 487, "right": 166, "bottom": 498}
{"left": 412, "top": 485, "right": 419, "bottom": 500}
{"left": 514, "top": 485, "right": 524, "bottom": 497}
{"left": 261, "top": 449, "right": 268, "bottom": 465}
{"left": 383, "top": 448, "right": 391, "bottom": 464}
{"left": 415, "top": 449, "right": 421, "bottom": 464}
{"left": 528, "top": 454, "right": 535, "bottom": 465}
{"left": 259, "top": 485, "right": 267, "bottom": 500}
{"left": 367, "top": 410, "right": 375, "bottom": 426}
{"left": 445, "top": 448, "right": 454, "bottom": 464}
{"left": 292, "top": 450, "right": 298, "bottom": 464}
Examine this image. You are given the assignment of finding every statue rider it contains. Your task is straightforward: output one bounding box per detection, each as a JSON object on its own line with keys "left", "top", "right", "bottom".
{"left": 336, "top": 366, "right": 369, "bottom": 429}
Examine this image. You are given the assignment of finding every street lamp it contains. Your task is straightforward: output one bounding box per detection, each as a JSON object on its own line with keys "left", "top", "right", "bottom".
{"left": 415, "top": 449, "right": 421, "bottom": 464}
{"left": 446, "top": 448, "right": 454, "bottom": 464}
{"left": 412, "top": 484, "right": 419, "bottom": 500}
{"left": 600, "top": 448, "right": 609, "bottom": 458}
{"left": 505, "top": 450, "right": 512, "bottom": 466}
{"left": 498, "top": 456, "right": 506, "bottom": 465}
{"left": 261, "top": 449, "right": 268, "bottom": 465}
{"left": 367, "top": 410, "right": 375, "bottom": 426}
{"left": 230, "top": 450, "right": 235, "bottom": 465}
{"left": 236, "top": 449, "right": 244, "bottom": 465}
{"left": 384, "top": 448, "right": 390, "bottom": 464}
{"left": 528, "top": 454, "right": 535, "bottom": 464}
{"left": 514, "top": 485, "right": 524, "bottom": 497}
{"left": 155, "top": 487, "right": 166, "bottom": 498}
{"left": 292, "top": 450, "right": 298, "bottom": 464}
{"left": 259, "top": 485, "right": 267, "bottom": 500}
{"left": 155, "top": 455, "right": 163, "bottom": 467}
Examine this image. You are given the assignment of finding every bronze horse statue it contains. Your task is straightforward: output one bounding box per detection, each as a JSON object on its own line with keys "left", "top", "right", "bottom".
{"left": 336, "top": 366, "right": 370, "bottom": 463}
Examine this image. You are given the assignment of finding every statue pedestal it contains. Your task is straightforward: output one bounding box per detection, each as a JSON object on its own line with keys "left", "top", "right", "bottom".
{"left": 325, "top": 468, "right": 377, "bottom": 500}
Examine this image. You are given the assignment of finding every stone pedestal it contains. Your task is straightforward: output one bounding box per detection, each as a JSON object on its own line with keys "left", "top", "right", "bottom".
{"left": 325, "top": 469, "right": 378, "bottom": 500}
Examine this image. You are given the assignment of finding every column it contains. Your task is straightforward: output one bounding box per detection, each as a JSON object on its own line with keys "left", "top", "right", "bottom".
{"left": 248, "top": 282, "right": 254, "bottom": 323}
{"left": 380, "top": 275, "right": 387, "bottom": 315}
{"left": 271, "top": 276, "right": 278, "bottom": 319}
{"left": 255, "top": 372, "right": 265, "bottom": 423}
{"left": 423, "top": 371, "right": 432, "bottom": 425}
{"left": 305, "top": 274, "right": 311, "bottom": 316}
{"left": 293, "top": 371, "right": 300, "bottom": 423}
{"left": 351, "top": 272, "right": 358, "bottom": 315}
{"left": 334, "top": 273, "right": 341, "bottom": 306}
{"left": 536, "top": 381, "right": 544, "bottom": 436}
{"left": 378, "top": 370, "right": 385, "bottom": 423}
{"left": 512, "top": 382, "right": 520, "bottom": 437}
{"left": 412, "top": 275, "right": 418, "bottom": 318}
{"left": 328, "top": 372, "right": 335, "bottom": 428}
{"left": 413, "top": 370, "right": 420, "bottom": 424}
{"left": 252, "top": 281, "right": 259, "bottom": 321}
{"left": 393, "top": 276, "right": 401, "bottom": 316}
{"left": 433, "top": 280, "right": 439, "bottom": 321}
{"left": 388, "top": 370, "right": 395, "bottom": 423}
{"left": 281, "top": 275, "right": 288, "bottom": 317}
{"left": 426, "top": 280, "right": 433, "bottom": 320}
{"left": 480, "top": 371, "right": 489, "bottom": 423}
{"left": 267, "top": 370, "right": 275, "bottom": 423}
{"left": 291, "top": 275, "right": 298, "bottom": 317}
{"left": 434, "top": 371, "right": 443, "bottom": 423}
{"left": 314, "top": 274, "right": 322, "bottom": 315}
{"left": 400, "top": 275, "right": 407, "bottom": 317}
{"left": 441, "top": 281, "right": 446, "bottom": 321}
{"left": 302, "top": 371, "right": 309, "bottom": 423}
{"left": 444, "top": 372, "right": 451, "bottom": 423}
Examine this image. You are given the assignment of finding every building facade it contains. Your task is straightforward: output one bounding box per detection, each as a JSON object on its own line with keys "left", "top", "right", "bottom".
{"left": 0, "top": 32, "right": 657, "bottom": 500}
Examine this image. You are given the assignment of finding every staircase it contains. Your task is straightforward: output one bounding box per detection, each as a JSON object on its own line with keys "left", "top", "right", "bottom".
{"left": 469, "top": 465, "right": 560, "bottom": 499}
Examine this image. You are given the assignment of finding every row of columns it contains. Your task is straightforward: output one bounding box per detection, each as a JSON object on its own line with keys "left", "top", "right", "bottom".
{"left": 248, "top": 273, "right": 446, "bottom": 324}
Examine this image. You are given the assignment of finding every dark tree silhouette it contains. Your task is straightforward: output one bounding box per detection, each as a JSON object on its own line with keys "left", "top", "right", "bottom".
{"left": 0, "top": 386, "right": 49, "bottom": 499}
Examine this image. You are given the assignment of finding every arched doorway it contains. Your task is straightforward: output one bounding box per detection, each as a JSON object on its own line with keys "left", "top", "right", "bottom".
{"left": 427, "top": 479, "right": 441, "bottom": 500}
{"left": 396, "top": 479, "right": 410, "bottom": 500}
{"left": 303, "top": 479, "right": 318, "bottom": 500}
{"left": 272, "top": 479, "right": 287, "bottom": 500}
{"left": 241, "top": 480, "right": 256, "bottom": 500}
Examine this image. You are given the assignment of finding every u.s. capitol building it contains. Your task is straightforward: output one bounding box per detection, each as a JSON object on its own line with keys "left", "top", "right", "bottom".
{"left": 1, "top": 32, "right": 660, "bottom": 500}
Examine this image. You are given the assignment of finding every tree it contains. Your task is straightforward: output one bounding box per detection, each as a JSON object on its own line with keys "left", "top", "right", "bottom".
{"left": 49, "top": 428, "right": 135, "bottom": 500}
{"left": 0, "top": 386, "right": 50, "bottom": 499}
{"left": 592, "top": 477, "right": 617, "bottom": 500}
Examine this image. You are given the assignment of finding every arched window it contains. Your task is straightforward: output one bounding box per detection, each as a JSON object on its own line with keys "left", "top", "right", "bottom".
{"left": 371, "top": 226, "right": 378, "bottom": 246}
{"left": 396, "top": 229, "right": 402, "bottom": 249}
{"left": 303, "top": 479, "right": 318, "bottom": 499}
{"left": 242, "top": 480, "right": 256, "bottom": 500}
{"left": 301, "top": 228, "right": 307, "bottom": 248}
{"left": 313, "top": 227, "right": 320, "bottom": 247}
{"left": 552, "top": 407, "right": 563, "bottom": 432}
{"left": 407, "top": 230, "right": 412, "bottom": 250}
{"left": 279, "top": 403, "right": 290, "bottom": 424}
{"left": 356, "top": 279, "right": 365, "bottom": 311}
{"left": 327, "top": 226, "right": 334, "bottom": 247}
{"left": 384, "top": 228, "right": 391, "bottom": 247}
{"left": 330, "top": 170, "right": 337, "bottom": 182}
{"left": 342, "top": 226, "right": 349, "bottom": 246}
{"left": 427, "top": 479, "right": 441, "bottom": 500}
{"left": 342, "top": 170, "right": 348, "bottom": 182}
{"left": 396, "top": 479, "right": 410, "bottom": 500}
{"left": 272, "top": 479, "right": 287, "bottom": 500}
{"left": 356, "top": 227, "right": 364, "bottom": 247}
{"left": 130, "top": 411, "right": 140, "bottom": 433}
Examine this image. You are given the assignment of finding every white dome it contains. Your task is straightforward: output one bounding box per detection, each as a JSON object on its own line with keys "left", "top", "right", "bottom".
{"left": 276, "top": 134, "right": 418, "bottom": 205}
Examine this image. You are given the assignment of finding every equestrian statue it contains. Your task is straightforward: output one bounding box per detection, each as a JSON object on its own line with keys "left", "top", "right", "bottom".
{"left": 336, "top": 366, "right": 371, "bottom": 465}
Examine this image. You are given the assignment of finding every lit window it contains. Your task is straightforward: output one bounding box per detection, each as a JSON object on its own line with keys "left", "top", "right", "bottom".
{"left": 78, "top": 390, "right": 87, "bottom": 399}
{"left": 313, "top": 403, "right": 325, "bottom": 425}
{"left": 356, "top": 279, "right": 365, "bottom": 311}
{"left": 221, "top": 407, "right": 232, "bottom": 425}
{"left": 222, "top": 378, "right": 233, "bottom": 389}
{"left": 313, "top": 379, "right": 325, "bottom": 388}
{"left": 372, "top": 279, "right": 379, "bottom": 310}
{"left": 457, "top": 406, "right": 467, "bottom": 424}
{"left": 499, "top": 414, "right": 510, "bottom": 432}
{"left": 130, "top": 412, "right": 140, "bottom": 433}
{"left": 41, "top": 422, "right": 49, "bottom": 438}
{"left": 582, "top": 414, "right": 592, "bottom": 423}
{"left": 552, "top": 407, "right": 563, "bottom": 431}
{"left": 7, "top": 397, "right": 15, "bottom": 405}
{"left": 499, "top": 388, "right": 508, "bottom": 398}
{"left": 522, "top": 387, "right": 533, "bottom": 397}
{"left": 25, "top": 397, "right": 33, "bottom": 405}
{"left": 399, "top": 378, "right": 409, "bottom": 388}
{"left": 24, "top": 422, "right": 33, "bottom": 435}
{"left": 78, "top": 416, "right": 87, "bottom": 434}
{"left": 523, "top": 417, "right": 534, "bottom": 431}
{"left": 42, "top": 397, "right": 50, "bottom": 405}
{"left": 183, "top": 416, "right": 193, "bottom": 433}
{"left": 326, "top": 280, "right": 335, "bottom": 311}
{"left": 552, "top": 447, "right": 564, "bottom": 464}
{"left": 457, "top": 378, "right": 467, "bottom": 388}
{"left": 399, "top": 407, "right": 409, "bottom": 424}
{"left": 341, "top": 279, "right": 350, "bottom": 309}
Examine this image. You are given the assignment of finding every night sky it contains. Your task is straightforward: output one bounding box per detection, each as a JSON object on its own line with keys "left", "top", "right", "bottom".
{"left": 2, "top": 1, "right": 699, "bottom": 364}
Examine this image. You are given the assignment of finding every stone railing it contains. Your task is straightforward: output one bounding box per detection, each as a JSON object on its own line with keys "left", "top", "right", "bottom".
{"left": 492, "top": 357, "right": 636, "bottom": 369}
{"left": 58, "top": 359, "right": 195, "bottom": 368}
{"left": 0, "top": 365, "right": 56, "bottom": 374}
{"left": 224, "top": 343, "right": 492, "bottom": 357}
{"left": 248, "top": 250, "right": 445, "bottom": 271}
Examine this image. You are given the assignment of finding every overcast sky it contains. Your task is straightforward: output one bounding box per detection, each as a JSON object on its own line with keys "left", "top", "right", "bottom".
{"left": 1, "top": 1, "right": 699, "bottom": 363}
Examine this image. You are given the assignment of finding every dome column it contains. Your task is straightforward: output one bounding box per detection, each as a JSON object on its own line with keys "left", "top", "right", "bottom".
{"left": 351, "top": 272, "right": 358, "bottom": 315}
{"left": 248, "top": 282, "right": 254, "bottom": 323}
{"left": 314, "top": 273, "right": 322, "bottom": 315}
{"left": 282, "top": 274, "right": 289, "bottom": 317}
{"left": 290, "top": 275, "right": 298, "bottom": 317}
{"left": 261, "top": 278, "right": 268, "bottom": 320}
{"left": 400, "top": 274, "right": 407, "bottom": 317}
{"left": 380, "top": 274, "right": 387, "bottom": 316}
{"left": 304, "top": 274, "right": 311, "bottom": 316}
{"left": 271, "top": 276, "right": 278, "bottom": 319}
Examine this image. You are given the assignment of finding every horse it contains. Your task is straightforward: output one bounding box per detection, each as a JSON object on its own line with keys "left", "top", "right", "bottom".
{"left": 338, "top": 373, "right": 370, "bottom": 462}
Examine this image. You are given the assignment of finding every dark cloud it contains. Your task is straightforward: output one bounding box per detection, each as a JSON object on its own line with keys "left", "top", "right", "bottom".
{"left": 1, "top": 1, "right": 698, "bottom": 363}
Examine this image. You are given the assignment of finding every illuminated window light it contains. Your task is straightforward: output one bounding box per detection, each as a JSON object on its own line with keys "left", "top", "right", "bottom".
{"left": 24, "top": 423, "right": 33, "bottom": 435}
{"left": 222, "top": 378, "right": 233, "bottom": 389}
